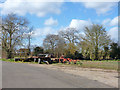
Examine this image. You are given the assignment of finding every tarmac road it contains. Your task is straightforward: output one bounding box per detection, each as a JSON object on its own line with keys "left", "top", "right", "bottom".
{"left": 2, "top": 61, "right": 114, "bottom": 88}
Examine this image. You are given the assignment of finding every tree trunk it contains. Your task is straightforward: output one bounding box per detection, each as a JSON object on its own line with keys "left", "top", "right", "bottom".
{"left": 7, "top": 50, "right": 13, "bottom": 59}
{"left": 95, "top": 46, "right": 98, "bottom": 60}
{"left": 8, "top": 30, "right": 13, "bottom": 59}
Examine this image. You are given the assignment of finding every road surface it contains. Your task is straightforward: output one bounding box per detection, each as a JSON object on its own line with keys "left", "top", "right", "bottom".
{"left": 2, "top": 61, "right": 113, "bottom": 88}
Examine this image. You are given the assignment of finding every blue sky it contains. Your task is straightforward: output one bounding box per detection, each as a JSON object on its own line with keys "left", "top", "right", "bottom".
{"left": 0, "top": 1, "right": 118, "bottom": 46}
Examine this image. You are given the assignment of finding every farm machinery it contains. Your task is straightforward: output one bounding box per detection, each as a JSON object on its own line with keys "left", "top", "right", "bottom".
{"left": 15, "top": 55, "right": 79, "bottom": 64}
{"left": 14, "top": 54, "right": 52, "bottom": 64}
{"left": 58, "top": 58, "right": 79, "bottom": 64}
{"left": 51, "top": 57, "right": 80, "bottom": 64}
{"left": 14, "top": 48, "right": 80, "bottom": 64}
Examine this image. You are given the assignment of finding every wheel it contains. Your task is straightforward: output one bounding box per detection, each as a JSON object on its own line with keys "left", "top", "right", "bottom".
{"left": 48, "top": 59, "right": 52, "bottom": 64}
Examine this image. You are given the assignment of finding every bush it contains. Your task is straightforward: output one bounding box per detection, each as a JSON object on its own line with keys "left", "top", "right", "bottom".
{"left": 8, "top": 59, "right": 14, "bottom": 61}
{"left": 74, "top": 51, "right": 83, "bottom": 60}
{"left": 76, "top": 61, "right": 83, "bottom": 66}
{"left": 65, "top": 51, "right": 83, "bottom": 60}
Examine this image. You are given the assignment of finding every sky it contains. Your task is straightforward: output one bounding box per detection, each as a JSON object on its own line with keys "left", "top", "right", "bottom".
{"left": 0, "top": 0, "right": 119, "bottom": 46}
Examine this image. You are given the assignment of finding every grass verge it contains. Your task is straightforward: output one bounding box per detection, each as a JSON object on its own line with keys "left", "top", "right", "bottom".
{"left": 0, "top": 59, "right": 119, "bottom": 70}
{"left": 0, "top": 58, "right": 38, "bottom": 64}
{"left": 54, "top": 60, "right": 119, "bottom": 70}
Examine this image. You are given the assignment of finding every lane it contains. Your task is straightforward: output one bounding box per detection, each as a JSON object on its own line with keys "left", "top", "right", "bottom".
{"left": 2, "top": 61, "right": 113, "bottom": 88}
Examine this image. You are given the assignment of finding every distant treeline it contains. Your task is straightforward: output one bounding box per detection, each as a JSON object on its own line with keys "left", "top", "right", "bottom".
{"left": 41, "top": 25, "right": 120, "bottom": 60}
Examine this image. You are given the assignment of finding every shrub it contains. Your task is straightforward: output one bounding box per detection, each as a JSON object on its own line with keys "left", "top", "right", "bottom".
{"left": 76, "top": 61, "right": 83, "bottom": 66}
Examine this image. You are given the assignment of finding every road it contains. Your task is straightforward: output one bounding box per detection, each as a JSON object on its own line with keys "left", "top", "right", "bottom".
{"left": 2, "top": 61, "right": 113, "bottom": 88}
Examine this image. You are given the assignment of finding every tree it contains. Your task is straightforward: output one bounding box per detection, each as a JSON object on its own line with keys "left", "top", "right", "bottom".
{"left": 59, "top": 28, "right": 79, "bottom": 56}
{"left": 23, "top": 27, "right": 34, "bottom": 55}
{"left": 66, "top": 42, "right": 77, "bottom": 54}
{"left": 1, "top": 14, "right": 29, "bottom": 58}
{"left": 43, "top": 34, "right": 66, "bottom": 57}
{"left": 110, "top": 42, "right": 120, "bottom": 59}
{"left": 65, "top": 51, "right": 83, "bottom": 59}
{"left": 79, "top": 41, "right": 90, "bottom": 59}
{"left": 74, "top": 51, "right": 83, "bottom": 59}
{"left": 103, "top": 46, "right": 109, "bottom": 59}
{"left": 33, "top": 47, "right": 44, "bottom": 56}
{"left": 59, "top": 28, "right": 79, "bottom": 44}
{"left": 43, "top": 34, "right": 59, "bottom": 53}
{"left": 81, "top": 24, "right": 111, "bottom": 60}
{"left": 54, "top": 36, "right": 66, "bottom": 57}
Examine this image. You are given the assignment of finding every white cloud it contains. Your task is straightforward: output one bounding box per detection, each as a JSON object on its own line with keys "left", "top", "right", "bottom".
{"left": 33, "top": 27, "right": 57, "bottom": 37}
{"left": 0, "top": 0, "right": 63, "bottom": 17}
{"left": 31, "top": 26, "right": 58, "bottom": 46}
{"left": 82, "top": 2, "right": 116, "bottom": 15}
{"left": 69, "top": 19, "right": 118, "bottom": 42}
{"left": 44, "top": 17, "right": 58, "bottom": 26}
{"left": 102, "top": 16, "right": 118, "bottom": 27}
{"left": 102, "top": 18, "right": 111, "bottom": 26}
{"left": 69, "top": 19, "right": 92, "bottom": 31}
{"left": 108, "top": 27, "right": 118, "bottom": 41}
{"left": 109, "top": 16, "right": 118, "bottom": 26}
{"left": 70, "top": 0, "right": 119, "bottom": 2}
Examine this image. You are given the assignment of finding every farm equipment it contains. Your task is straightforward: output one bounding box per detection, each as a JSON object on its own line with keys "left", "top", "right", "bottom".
{"left": 14, "top": 48, "right": 32, "bottom": 62}
{"left": 14, "top": 54, "right": 52, "bottom": 64}
{"left": 51, "top": 57, "right": 79, "bottom": 64}
{"left": 14, "top": 48, "right": 80, "bottom": 64}
{"left": 32, "top": 54, "right": 52, "bottom": 64}
{"left": 59, "top": 57, "right": 81, "bottom": 64}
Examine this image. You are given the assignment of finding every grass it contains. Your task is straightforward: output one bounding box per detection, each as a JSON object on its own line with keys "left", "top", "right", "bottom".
{"left": 80, "top": 61, "right": 118, "bottom": 70}
{"left": 0, "top": 58, "right": 119, "bottom": 70}
{"left": 0, "top": 58, "right": 15, "bottom": 62}
{"left": 54, "top": 60, "right": 119, "bottom": 70}
{"left": 0, "top": 58, "right": 38, "bottom": 64}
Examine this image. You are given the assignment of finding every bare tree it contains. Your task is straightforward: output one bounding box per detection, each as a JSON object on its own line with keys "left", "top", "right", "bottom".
{"left": 54, "top": 36, "right": 66, "bottom": 57}
{"left": 43, "top": 34, "right": 59, "bottom": 53}
{"left": 23, "top": 27, "right": 34, "bottom": 55}
{"left": 59, "top": 28, "right": 79, "bottom": 55}
{"left": 1, "top": 14, "right": 29, "bottom": 58}
{"left": 59, "top": 28, "right": 79, "bottom": 44}
{"left": 43, "top": 34, "right": 66, "bottom": 57}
